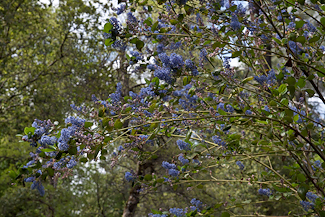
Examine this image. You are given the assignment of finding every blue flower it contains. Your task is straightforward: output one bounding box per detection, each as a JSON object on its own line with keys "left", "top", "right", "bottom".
{"left": 31, "top": 180, "right": 45, "bottom": 196}
{"left": 39, "top": 135, "right": 57, "bottom": 146}
{"left": 115, "top": 4, "right": 126, "bottom": 15}
{"left": 236, "top": 161, "right": 245, "bottom": 170}
{"left": 169, "top": 208, "right": 186, "bottom": 217}
{"left": 212, "top": 135, "right": 226, "bottom": 147}
{"left": 306, "top": 192, "right": 318, "bottom": 203}
{"left": 300, "top": 200, "right": 314, "bottom": 211}
{"left": 190, "top": 198, "right": 203, "bottom": 211}
{"left": 125, "top": 172, "right": 135, "bottom": 182}
{"left": 65, "top": 116, "right": 85, "bottom": 128}
{"left": 157, "top": 43, "right": 165, "bottom": 53}
{"left": 176, "top": 140, "right": 191, "bottom": 151}
{"left": 154, "top": 66, "right": 173, "bottom": 84}
{"left": 245, "top": 110, "right": 252, "bottom": 115}
{"left": 109, "top": 82, "right": 122, "bottom": 103}
{"left": 162, "top": 161, "right": 176, "bottom": 170}
{"left": 127, "top": 12, "right": 137, "bottom": 24}
{"left": 67, "top": 157, "right": 77, "bottom": 169}
{"left": 168, "top": 169, "right": 179, "bottom": 177}
{"left": 230, "top": 14, "right": 241, "bottom": 31}
{"left": 178, "top": 155, "right": 189, "bottom": 165}
{"left": 158, "top": 53, "right": 170, "bottom": 66}
{"left": 258, "top": 188, "right": 272, "bottom": 196}
{"left": 288, "top": 41, "right": 302, "bottom": 54}
{"left": 24, "top": 177, "right": 35, "bottom": 182}
{"left": 109, "top": 17, "right": 121, "bottom": 31}
{"left": 169, "top": 53, "right": 184, "bottom": 69}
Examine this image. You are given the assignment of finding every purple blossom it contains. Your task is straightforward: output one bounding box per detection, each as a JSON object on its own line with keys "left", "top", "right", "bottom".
{"left": 258, "top": 188, "right": 272, "bottom": 196}
{"left": 162, "top": 161, "right": 176, "bottom": 170}
{"left": 236, "top": 161, "right": 245, "bottom": 170}
{"left": 176, "top": 140, "right": 191, "bottom": 151}
{"left": 178, "top": 155, "right": 189, "bottom": 165}
{"left": 230, "top": 14, "right": 241, "bottom": 31}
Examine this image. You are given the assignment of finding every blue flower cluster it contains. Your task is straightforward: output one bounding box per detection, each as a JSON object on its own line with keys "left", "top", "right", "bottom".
{"left": 185, "top": 59, "right": 199, "bottom": 76}
{"left": 212, "top": 135, "right": 227, "bottom": 147}
{"left": 28, "top": 119, "right": 53, "bottom": 141}
{"left": 258, "top": 188, "right": 272, "bottom": 196}
{"left": 178, "top": 155, "right": 189, "bottom": 165}
{"left": 112, "top": 40, "right": 126, "bottom": 51}
{"left": 176, "top": 140, "right": 191, "bottom": 151}
{"left": 130, "top": 51, "right": 143, "bottom": 61}
{"left": 127, "top": 12, "right": 137, "bottom": 24}
{"left": 306, "top": 192, "right": 319, "bottom": 203}
{"left": 154, "top": 52, "right": 185, "bottom": 84}
{"left": 58, "top": 126, "right": 76, "bottom": 151}
{"left": 66, "top": 157, "right": 77, "bottom": 169}
{"left": 236, "top": 161, "right": 245, "bottom": 170}
{"left": 109, "top": 17, "right": 121, "bottom": 32}
{"left": 31, "top": 180, "right": 45, "bottom": 196}
{"left": 254, "top": 69, "right": 276, "bottom": 86}
{"left": 65, "top": 116, "right": 85, "bottom": 128}
{"left": 230, "top": 14, "right": 242, "bottom": 31}
{"left": 199, "top": 48, "right": 208, "bottom": 68}
{"left": 173, "top": 84, "right": 198, "bottom": 110}
{"left": 290, "top": 106, "right": 306, "bottom": 123}
{"left": 109, "top": 82, "right": 122, "bottom": 104}
{"left": 169, "top": 208, "right": 186, "bottom": 217}
{"left": 125, "top": 171, "right": 135, "bottom": 182}
{"left": 190, "top": 198, "right": 203, "bottom": 211}
{"left": 148, "top": 214, "right": 167, "bottom": 217}
{"left": 300, "top": 200, "right": 314, "bottom": 211}
{"left": 114, "top": 3, "right": 126, "bottom": 15}
{"left": 162, "top": 161, "right": 179, "bottom": 177}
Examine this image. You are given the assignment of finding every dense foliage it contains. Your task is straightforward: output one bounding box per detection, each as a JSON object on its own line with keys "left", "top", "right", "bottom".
{"left": 12, "top": 0, "right": 325, "bottom": 216}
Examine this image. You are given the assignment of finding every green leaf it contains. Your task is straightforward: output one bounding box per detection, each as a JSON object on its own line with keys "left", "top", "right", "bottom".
{"left": 41, "top": 148, "right": 56, "bottom": 152}
{"left": 278, "top": 84, "right": 287, "bottom": 95}
{"left": 144, "top": 174, "right": 153, "bottom": 181}
{"left": 232, "top": 51, "right": 242, "bottom": 58}
{"left": 47, "top": 168, "right": 54, "bottom": 176}
{"left": 293, "top": 114, "right": 299, "bottom": 122}
{"left": 242, "top": 76, "right": 253, "bottom": 84}
{"left": 183, "top": 76, "right": 191, "bottom": 86}
{"left": 170, "top": 19, "right": 178, "bottom": 25}
{"left": 80, "top": 157, "right": 88, "bottom": 163}
{"left": 297, "top": 173, "right": 306, "bottom": 182}
{"left": 321, "top": 17, "right": 325, "bottom": 28}
{"left": 218, "top": 108, "right": 227, "bottom": 116}
{"left": 280, "top": 98, "right": 289, "bottom": 106}
{"left": 68, "top": 146, "right": 78, "bottom": 155}
{"left": 84, "top": 122, "right": 93, "bottom": 128}
{"left": 295, "top": 20, "right": 305, "bottom": 28}
{"left": 114, "top": 119, "right": 124, "bottom": 129}
{"left": 151, "top": 21, "right": 159, "bottom": 32}
{"left": 305, "top": 89, "right": 315, "bottom": 97}
{"left": 297, "top": 77, "right": 306, "bottom": 88}
{"left": 297, "top": 183, "right": 309, "bottom": 200}
{"left": 136, "top": 40, "right": 144, "bottom": 51}
{"left": 149, "top": 103, "right": 156, "bottom": 113}
{"left": 104, "top": 22, "right": 113, "bottom": 33}
{"left": 221, "top": 212, "right": 230, "bottom": 217}
{"left": 286, "top": 77, "right": 296, "bottom": 86}
{"left": 309, "top": 36, "right": 320, "bottom": 43}
{"left": 296, "top": 36, "right": 305, "bottom": 44}
{"left": 24, "top": 127, "right": 36, "bottom": 135}
{"left": 105, "top": 38, "right": 113, "bottom": 46}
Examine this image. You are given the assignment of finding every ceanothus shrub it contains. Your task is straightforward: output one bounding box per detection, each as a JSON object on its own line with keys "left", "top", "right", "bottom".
{"left": 17, "top": 0, "right": 325, "bottom": 215}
